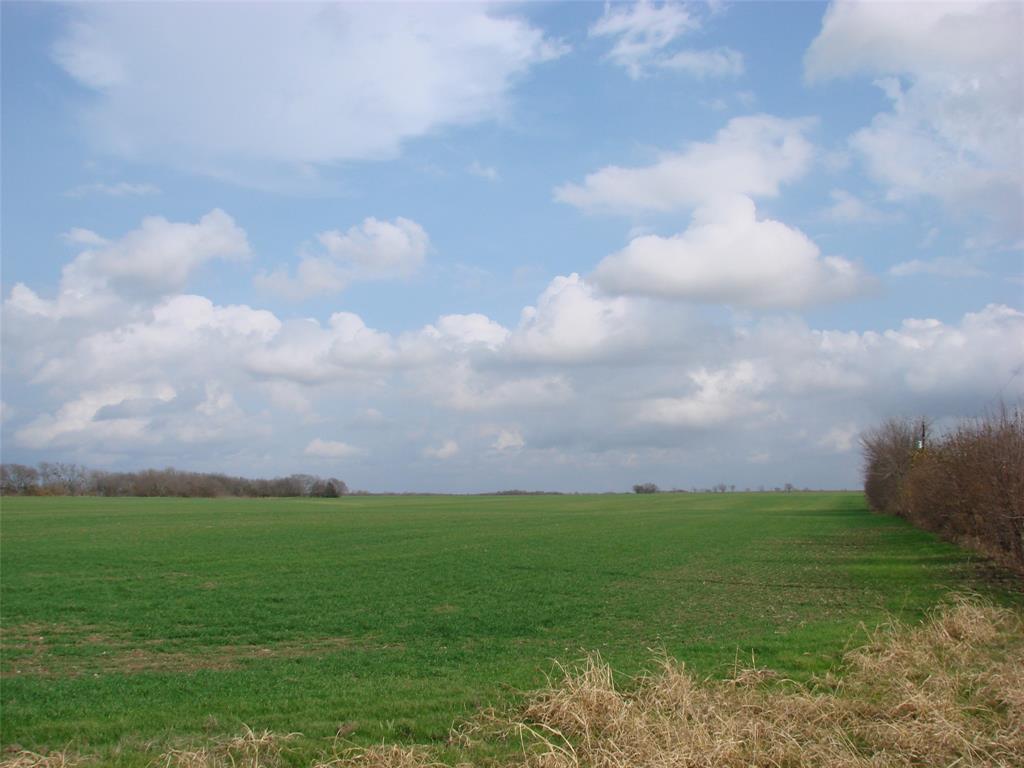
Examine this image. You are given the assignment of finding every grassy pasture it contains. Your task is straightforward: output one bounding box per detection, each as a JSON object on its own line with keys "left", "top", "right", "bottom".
{"left": 0, "top": 492, "right": 1011, "bottom": 765}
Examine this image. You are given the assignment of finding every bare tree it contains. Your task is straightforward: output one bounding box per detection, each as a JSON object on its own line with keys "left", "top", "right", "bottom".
{"left": 37, "top": 462, "right": 89, "bottom": 495}
{"left": 1, "top": 464, "right": 40, "bottom": 495}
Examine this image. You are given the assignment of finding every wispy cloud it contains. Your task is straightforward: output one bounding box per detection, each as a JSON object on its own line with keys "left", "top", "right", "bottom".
{"left": 53, "top": 3, "right": 566, "bottom": 183}
{"left": 590, "top": 1, "right": 742, "bottom": 79}
{"left": 304, "top": 438, "right": 362, "bottom": 459}
{"left": 890, "top": 258, "right": 987, "bottom": 279}
{"left": 467, "top": 161, "right": 499, "bottom": 182}
{"left": 424, "top": 440, "right": 460, "bottom": 459}
{"left": 66, "top": 181, "right": 161, "bottom": 198}
{"left": 823, "top": 189, "right": 889, "bottom": 223}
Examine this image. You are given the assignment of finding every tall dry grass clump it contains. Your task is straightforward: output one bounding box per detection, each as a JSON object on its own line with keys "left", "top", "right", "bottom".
{"left": 490, "top": 596, "right": 1023, "bottom": 768}
{"left": 862, "top": 406, "right": 1024, "bottom": 570}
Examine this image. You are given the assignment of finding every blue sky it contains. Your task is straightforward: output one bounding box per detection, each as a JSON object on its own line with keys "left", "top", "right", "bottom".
{"left": 2, "top": 1, "right": 1022, "bottom": 492}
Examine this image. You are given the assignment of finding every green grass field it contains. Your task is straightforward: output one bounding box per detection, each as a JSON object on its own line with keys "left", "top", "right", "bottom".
{"left": 0, "top": 492, "right": 1012, "bottom": 765}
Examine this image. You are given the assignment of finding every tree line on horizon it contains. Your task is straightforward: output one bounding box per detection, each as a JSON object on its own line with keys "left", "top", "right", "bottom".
{"left": 633, "top": 482, "right": 803, "bottom": 494}
{"left": 0, "top": 462, "right": 349, "bottom": 498}
{"left": 861, "top": 404, "right": 1023, "bottom": 571}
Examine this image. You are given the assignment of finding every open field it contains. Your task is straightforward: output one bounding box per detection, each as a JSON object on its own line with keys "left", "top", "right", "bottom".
{"left": 1, "top": 492, "right": 1019, "bottom": 766}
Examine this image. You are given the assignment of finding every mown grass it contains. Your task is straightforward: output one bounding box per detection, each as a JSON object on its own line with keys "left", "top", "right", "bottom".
{"left": 0, "top": 492, "right": 1015, "bottom": 765}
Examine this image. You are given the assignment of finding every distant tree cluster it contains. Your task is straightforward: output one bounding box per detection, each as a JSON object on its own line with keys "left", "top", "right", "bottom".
{"left": 490, "top": 489, "right": 566, "bottom": 496}
{"left": 0, "top": 463, "right": 348, "bottom": 499}
{"left": 636, "top": 483, "right": 804, "bottom": 494}
{"left": 862, "top": 406, "right": 1023, "bottom": 570}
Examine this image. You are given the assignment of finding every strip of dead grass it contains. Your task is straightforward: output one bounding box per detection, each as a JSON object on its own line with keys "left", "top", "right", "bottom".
{"left": 3, "top": 595, "right": 1021, "bottom": 768}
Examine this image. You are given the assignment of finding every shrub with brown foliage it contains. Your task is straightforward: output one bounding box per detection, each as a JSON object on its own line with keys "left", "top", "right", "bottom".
{"left": 860, "top": 417, "right": 920, "bottom": 515}
{"left": 864, "top": 406, "right": 1024, "bottom": 569}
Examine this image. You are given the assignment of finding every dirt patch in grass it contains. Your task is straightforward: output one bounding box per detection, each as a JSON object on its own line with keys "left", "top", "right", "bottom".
{"left": 0, "top": 626, "right": 355, "bottom": 677}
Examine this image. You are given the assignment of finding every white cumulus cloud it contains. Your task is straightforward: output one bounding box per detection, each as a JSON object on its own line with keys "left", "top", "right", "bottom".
{"left": 31, "top": 294, "right": 280, "bottom": 388}
{"left": 256, "top": 217, "right": 429, "bottom": 300}
{"left": 806, "top": 0, "right": 1024, "bottom": 240}
{"left": 423, "top": 313, "right": 510, "bottom": 352}
{"left": 420, "top": 361, "right": 573, "bottom": 412}
{"left": 632, "top": 360, "right": 773, "bottom": 428}
{"left": 16, "top": 383, "right": 175, "bottom": 450}
{"left": 555, "top": 115, "right": 815, "bottom": 215}
{"left": 509, "top": 273, "right": 644, "bottom": 362}
{"left": 7, "top": 210, "right": 249, "bottom": 319}
{"left": 593, "top": 195, "right": 870, "bottom": 309}
{"left": 246, "top": 312, "right": 396, "bottom": 385}
{"left": 819, "top": 423, "right": 859, "bottom": 453}
{"left": 491, "top": 428, "right": 525, "bottom": 453}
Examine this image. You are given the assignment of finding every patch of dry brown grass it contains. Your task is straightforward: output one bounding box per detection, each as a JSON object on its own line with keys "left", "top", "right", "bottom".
{"left": 0, "top": 751, "right": 80, "bottom": 768}
{"left": 311, "top": 744, "right": 459, "bottom": 768}
{"left": 153, "top": 726, "right": 298, "bottom": 768}
{"left": 482, "top": 594, "right": 1023, "bottom": 767}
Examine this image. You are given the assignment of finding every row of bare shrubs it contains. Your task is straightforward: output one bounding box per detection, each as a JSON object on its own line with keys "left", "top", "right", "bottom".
{"left": 5, "top": 596, "right": 1020, "bottom": 767}
{"left": 862, "top": 405, "right": 1024, "bottom": 569}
